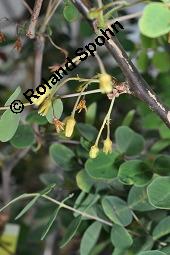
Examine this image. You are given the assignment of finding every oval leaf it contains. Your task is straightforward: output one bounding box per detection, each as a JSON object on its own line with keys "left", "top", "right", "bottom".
{"left": 80, "top": 221, "right": 102, "bottom": 255}
{"left": 147, "top": 176, "right": 170, "bottom": 209}
{"left": 111, "top": 224, "right": 133, "bottom": 248}
{"left": 0, "top": 110, "right": 21, "bottom": 142}
{"left": 102, "top": 196, "right": 133, "bottom": 226}
{"left": 60, "top": 216, "right": 82, "bottom": 248}
{"left": 10, "top": 124, "right": 35, "bottom": 148}
{"left": 115, "top": 126, "right": 144, "bottom": 156}
{"left": 5, "top": 86, "right": 21, "bottom": 106}
{"left": 152, "top": 216, "right": 170, "bottom": 240}
{"left": 85, "top": 152, "right": 118, "bottom": 180}
{"left": 76, "top": 170, "right": 93, "bottom": 193}
{"left": 50, "top": 143, "right": 76, "bottom": 171}
{"left": 46, "top": 99, "right": 63, "bottom": 123}
{"left": 118, "top": 160, "right": 153, "bottom": 186}
{"left": 139, "top": 3, "right": 170, "bottom": 38}
{"left": 138, "top": 251, "right": 166, "bottom": 255}
{"left": 128, "top": 186, "right": 155, "bottom": 212}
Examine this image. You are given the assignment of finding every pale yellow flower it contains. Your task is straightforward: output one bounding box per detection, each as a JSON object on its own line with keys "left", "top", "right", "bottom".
{"left": 89, "top": 145, "right": 99, "bottom": 159}
{"left": 103, "top": 137, "right": 112, "bottom": 154}
{"left": 32, "top": 86, "right": 52, "bottom": 106}
{"left": 38, "top": 97, "right": 52, "bottom": 116}
{"left": 99, "top": 73, "right": 112, "bottom": 94}
{"left": 65, "top": 116, "right": 76, "bottom": 137}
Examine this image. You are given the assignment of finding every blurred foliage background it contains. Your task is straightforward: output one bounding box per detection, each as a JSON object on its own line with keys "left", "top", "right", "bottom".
{"left": 0, "top": 0, "right": 170, "bottom": 255}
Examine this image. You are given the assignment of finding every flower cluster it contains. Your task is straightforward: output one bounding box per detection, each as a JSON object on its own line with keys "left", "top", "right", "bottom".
{"left": 32, "top": 71, "right": 118, "bottom": 159}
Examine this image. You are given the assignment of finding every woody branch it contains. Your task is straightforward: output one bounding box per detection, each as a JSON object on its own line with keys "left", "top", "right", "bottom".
{"left": 26, "top": 0, "right": 43, "bottom": 39}
{"left": 71, "top": 0, "right": 170, "bottom": 128}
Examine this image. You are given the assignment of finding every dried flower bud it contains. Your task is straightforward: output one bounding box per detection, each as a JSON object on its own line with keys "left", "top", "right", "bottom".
{"left": 14, "top": 37, "right": 22, "bottom": 52}
{"left": 99, "top": 73, "right": 112, "bottom": 94}
{"left": 89, "top": 145, "right": 99, "bottom": 159}
{"left": 103, "top": 137, "right": 112, "bottom": 154}
{"left": 53, "top": 118, "right": 65, "bottom": 133}
{"left": 76, "top": 99, "right": 87, "bottom": 113}
{"left": 0, "top": 32, "right": 6, "bottom": 43}
{"left": 38, "top": 97, "right": 52, "bottom": 116}
{"left": 65, "top": 116, "right": 76, "bottom": 137}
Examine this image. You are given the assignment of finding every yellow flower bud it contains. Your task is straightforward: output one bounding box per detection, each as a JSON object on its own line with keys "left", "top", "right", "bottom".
{"left": 89, "top": 145, "right": 99, "bottom": 159}
{"left": 88, "top": 9, "right": 99, "bottom": 19}
{"left": 65, "top": 116, "right": 76, "bottom": 137}
{"left": 38, "top": 97, "right": 52, "bottom": 116}
{"left": 103, "top": 137, "right": 112, "bottom": 154}
{"left": 99, "top": 73, "right": 113, "bottom": 94}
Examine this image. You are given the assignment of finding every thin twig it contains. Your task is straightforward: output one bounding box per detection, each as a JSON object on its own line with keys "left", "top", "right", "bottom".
{"left": 26, "top": 0, "right": 44, "bottom": 39}
{"left": 21, "top": 0, "right": 33, "bottom": 15}
{"left": 108, "top": 11, "right": 142, "bottom": 24}
{"left": 0, "top": 193, "right": 113, "bottom": 227}
{"left": 34, "top": 35, "right": 45, "bottom": 86}
{"left": 40, "top": 0, "right": 62, "bottom": 34}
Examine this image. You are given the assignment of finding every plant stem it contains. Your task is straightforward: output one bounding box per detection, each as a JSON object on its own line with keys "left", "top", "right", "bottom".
{"left": 0, "top": 193, "right": 113, "bottom": 227}
{"left": 95, "top": 96, "right": 115, "bottom": 145}
{"left": 26, "top": 0, "right": 44, "bottom": 39}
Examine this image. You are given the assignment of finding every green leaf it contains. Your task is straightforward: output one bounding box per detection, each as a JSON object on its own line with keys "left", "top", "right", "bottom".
{"left": 140, "top": 34, "right": 156, "bottom": 49}
{"left": 152, "top": 52, "right": 170, "bottom": 73}
{"left": 151, "top": 140, "right": 170, "bottom": 153}
{"left": 162, "top": 0, "right": 170, "bottom": 2}
{"left": 10, "top": 124, "right": 35, "bottom": 148}
{"left": 15, "top": 184, "right": 56, "bottom": 220}
{"left": 115, "top": 126, "right": 144, "bottom": 156}
{"left": 0, "top": 110, "right": 21, "bottom": 142}
{"left": 137, "top": 51, "right": 150, "bottom": 72}
{"left": 46, "top": 99, "right": 63, "bottom": 123}
{"left": 77, "top": 123, "right": 98, "bottom": 142}
{"left": 74, "top": 193, "right": 99, "bottom": 218}
{"left": 138, "top": 251, "right": 166, "bottom": 255}
{"left": 111, "top": 224, "right": 133, "bottom": 248}
{"left": 26, "top": 111, "right": 48, "bottom": 125}
{"left": 139, "top": 3, "right": 170, "bottom": 38}
{"left": 153, "top": 155, "right": 170, "bottom": 176}
{"left": 80, "top": 222, "right": 102, "bottom": 255}
{"left": 50, "top": 143, "right": 75, "bottom": 171}
{"left": 112, "top": 248, "right": 127, "bottom": 255}
{"left": 76, "top": 170, "right": 93, "bottom": 192}
{"left": 159, "top": 123, "right": 170, "bottom": 139}
{"left": 141, "top": 112, "right": 161, "bottom": 130}
{"left": 152, "top": 216, "right": 170, "bottom": 240}
{"left": 63, "top": 1, "right": 79, "bottom": 22}
{"left": 39, "top": 183, "right": 56, "bottom": 195}
{"left": 118, "top": 160, "right": 153, "bottom": 186}
{"left": 41, "top": 207, "right": 60, "bottom": 240}
{"left": 102, "top": 196, "right": 133, "bottom": 226}
{"left": 122, "top": 109, "right": 135, "bottom": 126}
{"left": 128, "top": 186, "right": 155, "bottom": 212}
{"left": 147, "top": 176, "right": 170, "bottom": 209}
{"left": 5, "top": 86, "right": 21, "bottom": 106}
{"left": 85, "top": 102, "right": 97, "bottom": 125}
{"left": 60, "top": 216, "right": 82, "bottom": 248}
{"left": 15, "top": 195, "right": 39, "bottom": 220}
{"left": 85, "top": 152, "right": 119, "bottom": 180}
